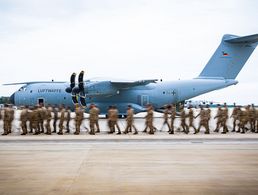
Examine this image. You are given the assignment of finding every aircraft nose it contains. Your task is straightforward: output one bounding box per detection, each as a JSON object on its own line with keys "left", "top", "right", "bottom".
{"left": 9, "top": 93, "right": 15, "bottom": 104}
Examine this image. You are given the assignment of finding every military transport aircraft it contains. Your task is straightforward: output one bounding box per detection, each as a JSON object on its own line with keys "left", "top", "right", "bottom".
{"left": 5, "top": 33, "right": 258, "bottom": 115}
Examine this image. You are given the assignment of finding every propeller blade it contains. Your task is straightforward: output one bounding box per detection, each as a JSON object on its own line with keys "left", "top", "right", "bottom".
{"left": 79, "top": 91, "right": 86, "bottom": 106}
{"left": 65, "top": 73, "right": 76, "bottom": 93}
{"left": 78, "top": 71, "right": 84, "bottom": 91}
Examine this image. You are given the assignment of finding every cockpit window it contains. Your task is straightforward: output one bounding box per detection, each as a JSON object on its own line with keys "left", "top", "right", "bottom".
{"left": 18, "top": 87, "right": 27, "bottom": 91}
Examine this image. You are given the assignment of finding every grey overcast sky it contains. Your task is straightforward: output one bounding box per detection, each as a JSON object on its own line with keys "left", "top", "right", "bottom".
{"left": 0, "top": 0, "right": 257, "bottom": 104}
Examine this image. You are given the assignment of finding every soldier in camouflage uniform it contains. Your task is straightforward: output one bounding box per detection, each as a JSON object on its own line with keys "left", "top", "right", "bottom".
{"left": 74, "top": 104, "right": 84, "bottom": 135}
{"left": 32, "top": 106, "right": 40, "bottom": 135}
{"left": 230, "top": 103, "right": 241, "bottom": 132}
{"left": 249, "top": 104, "right": 256, "bottom": 132}
{"left": 45, "top": 105, "right": 53, "bottom": 135}
{"left": 160, "top": 105, "right": 171, "bottom": 132}
{"left": 89, "top": 104, "right": 100, "bottom": 135}
{"left": 123, "top": 105, "right": 138, "bottom": 134}
{"left": 52, "top": 105, "right": 58, "bottom": 133}
{"left": 188, "top": 106, "right": 197, "bottom": 133}
{"left": 214, "top": 105, "right": 223, "bottom": 132}
{"left": 143, "top": 104, "right": 154, "bottom": 134}
{"left": 169, "top": 104, "right": 176, "bottom": 134}
{"left": 107, "top": 106, "right": 113, "bottom": 133}
{"left": 239, "top": 107, "right": 249, "bottom": 134}
{"left": 2, "top": 104, "right": 10, "bottom": 135}
{"left": 58, "top": 105, "right": 66, "bottom": 135}
{"left": 108, "top": 106, "right": 121, "bottom": 135}
{"left": 65, "top": 106, "right": 71, "bottom": 133}
{"left": 8, "top": 105, "right": 14, "bottom": 134}
{"left": 27, "top": 107, "right": 34, "bottom": 133}
{"left": 220, "top": 103, "right": 229, "bottom": 134}
{"left": 20, "top": 106, "right": 28, "bottom": 135}
{"left": 195, "top": 106, "right": 210, "bottom": 134}
{"left": 179, "top": 105, "right": 189, "bottom": 134}
{"left": 38, "top": 104, "right": 47, "bottom": 133}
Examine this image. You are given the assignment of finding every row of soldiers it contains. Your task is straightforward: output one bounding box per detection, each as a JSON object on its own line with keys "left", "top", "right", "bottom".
{"left": 1, "top": 103, "right": 258, "bottom": 135}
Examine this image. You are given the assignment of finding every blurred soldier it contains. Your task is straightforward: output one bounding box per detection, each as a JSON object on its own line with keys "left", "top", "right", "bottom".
{"left": 143, "top": 104, "right": 154, "bottom": 134}
{"left": 65, "top": 106, "right": 71, "bottom": 133}
{"left": 27, "top": 107, "right": 34, "bottom": 133}
{"left": 188, "top": 106, "right": 197, "bottom": 133}
{"left": 89, "top": 104, "right": 100, "bottom": 135}
{"left": 8, "top": 105, "right": 14, "bottom": 134}
{"left": 160, "top": 105, "right": 171, "bottom": 132}
{"left": 32, "top": 106, "right": 40, "bottom": 135}
{"left": 20, "top": 106, "right": 28, "bottom": 135}
{"left": 52, "top": 105, "right": 58, "bottom": 133}
{"left": 109, "top": 106, "right": 121, "bottom": 135}
{"left": 214, "top": 105, "right": 223, "bottom": 132}
{"left": 255, "top": 106, "right": 258, "bottom": 133}
{"left": 2, "top": 104, "right": 10, "bottom": 135}
{"left": 74, "top": 104, "right": 84, "bottom": 135}
{"left": 179, "top": 105, "right": 189, "bottom": 134}
{"left": 249, "top": 104, "right": 256, "bottom": 132}
{"left": 38, "top": 104, "right": 47, "bottom": 133}
{"left": 220, "top": 103, "right": 229, "bottom": 134}
{"left": 195, "top": 106, "right": 210, "bottom": 134}
{"left": 123, "top": 105, "right": 138, "bottom": 134}
{"left": 58, "top": 105, "right": 66, "bottom": 135}
{"left": 230, "top": 103, "right": 240, "bottom": 132}
{"left": 45, "top": 105, "right": 53, "bottom": 135}
{"left": 107, "top": 106, "right": 113, "bottom": 133}
{"left": 169, "top": 104, "right": 176, "bottom": 134}
{"left": 239, "top": 107, "right": 249, "bottom": 134}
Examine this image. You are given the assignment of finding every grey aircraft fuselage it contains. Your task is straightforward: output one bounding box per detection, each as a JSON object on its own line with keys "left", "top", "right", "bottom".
{"left": 7, "top": 33, "right": 258, "bottom": 114}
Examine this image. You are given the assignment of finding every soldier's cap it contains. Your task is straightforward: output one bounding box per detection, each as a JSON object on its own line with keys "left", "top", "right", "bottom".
{"left": 127, "top": 105, "right": 132, "bottom": 108}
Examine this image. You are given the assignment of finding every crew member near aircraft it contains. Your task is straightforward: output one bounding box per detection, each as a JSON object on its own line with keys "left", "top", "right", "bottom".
{"left": 45, "top": 104, "right": 53, "bottom": 135}
{"left": 123, "top": 105, "right": 138, "bottom": 134}
{"left": 20, "top": 106, "right": 28, "bottom": 135}
{"left": 108, "top": 106, "right": 121, "bottom": 135}
{"left": 74, "top": 104, "right": 84, "bottom": 135}
{"left": 58, "top": 105, "right": 66, "bottom": 135}
{"left": 169, "top": 104, "right": 176, "bottom": 134}
{"left": 65, "top": 106, "right": 71, "bottom": 133}
{"left": 160, "top": 104, "right": 171, "bottom": 132}
{"left": 89, "top": 104, "right": 100, "bottom": 135}
{"left": 188, "top": 106, "right": 197, "bottom": 133}
{"left": 143, "top": 104, "right": 154, "bottom": 134}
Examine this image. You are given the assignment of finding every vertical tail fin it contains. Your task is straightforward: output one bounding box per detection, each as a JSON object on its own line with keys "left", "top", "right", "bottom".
{"left": 198, "top": 34, "right": 258, "bottom": 79}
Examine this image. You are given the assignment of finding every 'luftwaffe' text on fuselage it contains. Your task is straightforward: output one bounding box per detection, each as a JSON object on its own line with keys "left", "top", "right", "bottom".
{"left": 38, "top": 89, "right": 61, "bottom": 93}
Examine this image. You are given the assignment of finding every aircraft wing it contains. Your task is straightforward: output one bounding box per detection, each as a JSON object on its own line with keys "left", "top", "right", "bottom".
{"left": 110, "top": 79, "right": 158, "bottom": 88}
{"left": 3, "top": 81, "right": 67, "bottom": 85}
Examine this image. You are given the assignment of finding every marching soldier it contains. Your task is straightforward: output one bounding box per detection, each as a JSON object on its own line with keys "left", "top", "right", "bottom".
{"left": 2, "top": 104, "right": 10, "bottom": 135}
{"left": 169, "top": 104, "right": 176, "bottom": 134}
{"left": 160, "top": 105, "right": 171, "bottom": 132}
{"left": 188, "top": 106, "right": 197, "bottom": 133}
{"left": 8, "top": 105, "right": 14, "bottom": 134}
{"left": 179, "top": 105, "right": 189, "bottom": 134}
{"left": 249, "top": 104, "right": 256, "bottom": 132}
{"left": 214, "top": 105, "right": 223, "bottom": 132}
{"left": 239, "top": 107, "right": 249, "bottom": 134}
{"left": 108, "top": 106, "right": 121, "bottom": 135}
{"left": 27, "top": 107, "right": 34, "bottom": 133}
{"left": 123, "top": 105, "right": 138, "bottom": 134}
{"left": 230, "top": 103, "right": 240, "bottom": 132}
{"left": 45, "top": 105, "right": 53, "bottom": 135}
{"left": 220, "top": 103, "right": 229, "bottom": 134}
{"left": 107, "top": 106, "right": 113, "bottom": 133}
{"left": 32, "top": 106, "right": 40, "bottom": 135}
{"left": 143, "top": 104, "right": 154, "bottom": 134}
{"left": 52, "top": 105, "right": 58, "bottom": 133}
{"left": 89, "top": 104, "right": 100, "bottom": 135}
{"left": 74, "top": 104, "right": 84, "bottom": 135}
{"left": 195, "top": 106, "right": 210, "bottom": 134}
{"left": 58, "top": 105, "right": 66, "bottom": 135}
{"left": 65, "top": 106, "right": 71, "bottom": 133}
{"left": 20, "top": 106, "right": 28, "bottom": 135}
{"left": 38, "top": 104, "right": 47, "bottom": 133}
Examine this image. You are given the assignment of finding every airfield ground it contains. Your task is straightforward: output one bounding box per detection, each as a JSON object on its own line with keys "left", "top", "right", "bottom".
{"left": 0, "top": 108, "right": 258, "bottom": 194}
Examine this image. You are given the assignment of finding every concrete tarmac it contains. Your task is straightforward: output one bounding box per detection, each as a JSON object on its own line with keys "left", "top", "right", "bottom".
{"left": 1, "top": 109, "right": 258, "bottom": 194}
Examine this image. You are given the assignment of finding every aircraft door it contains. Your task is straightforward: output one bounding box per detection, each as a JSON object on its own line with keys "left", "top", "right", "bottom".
{"left": 37, "top": 98, "right": 45, "bottom": 106}
{"left": 139, "top": 95, "right": 149, "bottom": 106}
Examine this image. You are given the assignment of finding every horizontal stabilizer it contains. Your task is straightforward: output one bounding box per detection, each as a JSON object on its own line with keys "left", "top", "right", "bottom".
{"left": 225, "top": 34, "right": 258, "bottom": 44}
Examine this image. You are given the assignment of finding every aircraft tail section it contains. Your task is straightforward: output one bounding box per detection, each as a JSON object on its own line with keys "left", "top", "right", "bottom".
{"left": 198, "top": 34, "right": 258, "bottom": 79}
